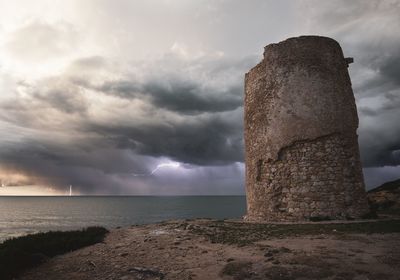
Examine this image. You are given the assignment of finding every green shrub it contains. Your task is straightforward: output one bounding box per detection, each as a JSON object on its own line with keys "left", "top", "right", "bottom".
{"left": 0, "top": 226, "right": 108, "bottom": 280}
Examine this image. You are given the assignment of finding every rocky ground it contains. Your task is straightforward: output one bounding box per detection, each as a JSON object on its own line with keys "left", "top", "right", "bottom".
{"left": 19, "top": 219, "right": 400, "bottom": 280}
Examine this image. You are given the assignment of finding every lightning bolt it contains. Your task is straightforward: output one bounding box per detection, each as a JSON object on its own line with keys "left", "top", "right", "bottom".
{"left": 132, "top": 162, "right": 180, "bottom": 177}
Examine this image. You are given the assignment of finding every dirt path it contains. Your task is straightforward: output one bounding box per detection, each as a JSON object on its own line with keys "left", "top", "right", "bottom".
{"left": 19, "top": 220, "right": 400, "bottom": 280}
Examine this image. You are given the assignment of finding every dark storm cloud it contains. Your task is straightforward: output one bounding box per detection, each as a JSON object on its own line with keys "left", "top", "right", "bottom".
{"left": 0, "top": 52, "right": 249, "bottom": 193}
{"left": 0, "top": 105, "right": 244, "bottom": 191}
{"left": 354, "top": 51, "right": 400, "bottom": 96}
{"left": 88, "top": 54, "right": 257, "bottom": 115}
{"left": 363, "top": 166, "right": 400, "bottom": 190}
{"left": 0, "top": 135, "right": 160, "bottom": 193}
{"left": 144, "top": 81, "right": 242, "bottom": 114}
{"left": 360, "top": 134, "right": 400, "bottom": 167}
{"left": 0, "top": 130, "right": 244, "bottom": 194}
{"left": 353, "top": 47, "right": 400, "bottom": 169}
{"left": 379, "top": 53, "right": 400, "bottom": 86}
{"left": 87, "top": 110, "right": 244, "bottom": 166}
{"left": 99, "top": 79, "right": 243, "bottom": 115}
{"left": 74, "top": 54, "right": 251, "bottom": 165}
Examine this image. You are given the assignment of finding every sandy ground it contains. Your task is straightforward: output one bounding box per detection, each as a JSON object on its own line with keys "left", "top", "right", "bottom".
{"left": 18, "top": 219, "right": 400, "bottom": 280}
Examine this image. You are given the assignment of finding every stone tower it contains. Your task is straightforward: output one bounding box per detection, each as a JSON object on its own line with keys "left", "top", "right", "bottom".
{"left": 244, "top": 36, "right": 369, "bottom": 222}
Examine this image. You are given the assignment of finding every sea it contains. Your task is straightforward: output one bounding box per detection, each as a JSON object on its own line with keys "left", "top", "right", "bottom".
{"left": 0, "top": 196, "right": 246, "bottom": 242}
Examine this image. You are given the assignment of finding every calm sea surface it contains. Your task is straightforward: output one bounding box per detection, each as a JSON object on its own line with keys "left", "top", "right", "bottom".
{"left": 0, "top": 196, "right": 246, "bottom": 242}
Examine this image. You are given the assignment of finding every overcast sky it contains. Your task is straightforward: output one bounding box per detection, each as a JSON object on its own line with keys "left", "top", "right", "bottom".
{"left": 0, "top": 0, "right": 399, "bottom": 195}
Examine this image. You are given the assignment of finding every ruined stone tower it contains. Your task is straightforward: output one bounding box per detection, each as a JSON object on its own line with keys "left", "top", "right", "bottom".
{"left": 244, "top": 36, "right": 369, "bottom": 222}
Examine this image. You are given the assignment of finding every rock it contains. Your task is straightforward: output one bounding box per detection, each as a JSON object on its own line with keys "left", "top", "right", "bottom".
{"left": 264, "top": 252, "right": 273, "bottom": 257}
{"left": 128, "top": 267, "right": 164, "bottom": 279}
{"left": 280, "top": 247, "right": 291, "bottom": 253}
{"left": 87, "top": 260, "right": 96, "bottom": 267}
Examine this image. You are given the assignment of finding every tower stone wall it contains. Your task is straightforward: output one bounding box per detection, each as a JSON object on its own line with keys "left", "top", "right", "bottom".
{"left": 244, "top": 36, "right": 369, "bottom": 222}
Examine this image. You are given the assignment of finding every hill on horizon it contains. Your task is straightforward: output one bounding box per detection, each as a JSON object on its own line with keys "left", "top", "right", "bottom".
{"left": 367, "top": 178, "right": 400, "bottom": 213}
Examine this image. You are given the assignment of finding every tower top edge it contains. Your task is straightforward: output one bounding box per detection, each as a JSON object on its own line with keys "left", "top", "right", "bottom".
{"left": 263, "top": 35, "right": 341, "bottom": 57}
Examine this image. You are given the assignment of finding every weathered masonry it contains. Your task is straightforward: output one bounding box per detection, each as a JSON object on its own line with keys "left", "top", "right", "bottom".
{"left": 244, "top": 36, "right": 369, "bottom": 221}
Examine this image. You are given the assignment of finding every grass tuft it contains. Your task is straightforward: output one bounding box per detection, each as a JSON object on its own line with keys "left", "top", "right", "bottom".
{"left": 186, "top": 219, "right": 400, "bottom": 246}
{"left": 0, "top": 226, "right": 108, "bottom": 280}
